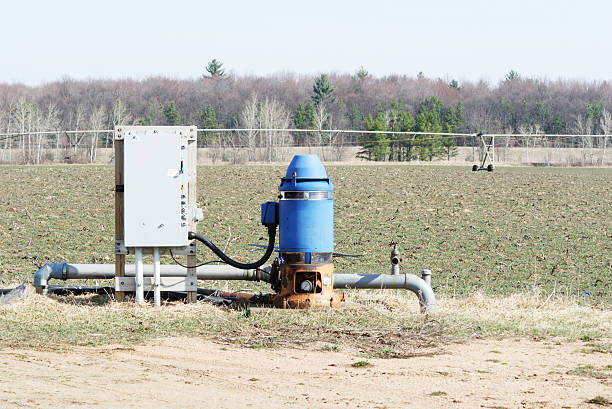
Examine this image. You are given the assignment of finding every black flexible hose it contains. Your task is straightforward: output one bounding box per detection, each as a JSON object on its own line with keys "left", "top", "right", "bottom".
{"left": 0, "top": 288, "right": 17, "bottom": 296}
{"left": 188, "top": 226, "right": 276, "bottom": 270}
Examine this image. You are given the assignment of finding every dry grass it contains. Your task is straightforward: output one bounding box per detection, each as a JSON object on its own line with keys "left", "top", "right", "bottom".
{"left": 0, "top": 288, "right": 608, "bottom": 350}
{"left": 567, "top": 364, "right": 612, "bottom": 380}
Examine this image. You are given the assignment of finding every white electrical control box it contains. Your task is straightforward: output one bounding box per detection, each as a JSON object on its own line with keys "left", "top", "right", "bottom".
{"left": 123, "top": 127, "right": 194, "bottom": 247}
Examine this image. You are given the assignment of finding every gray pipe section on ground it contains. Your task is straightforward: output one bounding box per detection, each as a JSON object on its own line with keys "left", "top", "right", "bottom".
{"left": 333, "top": 273, "right": 435, "bottom": 313}
{"left": 33, "top": 264, "right": 434, "bottom": 312}
{"left": 33, "top": 263, "right": 265, "bottom": 293}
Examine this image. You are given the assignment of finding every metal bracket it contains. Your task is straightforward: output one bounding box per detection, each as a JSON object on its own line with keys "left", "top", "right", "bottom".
{"left": 115, "top": 276, "right": 197, "bottom": 292}
{"left": 188, "top": 127, "right": 197, "bottom": 141}
{"left": 114, "top": 240, "right": 196, "bottom": 256}
{"left": 169, "top": 243, "right": 197, "bottom": 256}
{"left": 115, "top": 240, "right": 128, "bottom": 254}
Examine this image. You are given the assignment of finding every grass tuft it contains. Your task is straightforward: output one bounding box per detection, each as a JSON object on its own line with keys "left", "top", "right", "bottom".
{"left": 567, "top": 365, "right": 611, "bottom": 379}
{"left": 586, "top": 396, "right": 610, "bottom": 406}
{"left": 429, "top": 391, "right": 447, "bottom": 397}
{"left": 581, "top": 342, "right": 612, "bottom": 354}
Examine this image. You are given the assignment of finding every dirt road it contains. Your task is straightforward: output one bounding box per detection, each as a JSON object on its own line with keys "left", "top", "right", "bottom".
{"left": 0, "top": 337, "right": 609, "bottom": 408}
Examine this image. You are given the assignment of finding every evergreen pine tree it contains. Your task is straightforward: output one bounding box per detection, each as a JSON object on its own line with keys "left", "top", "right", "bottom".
{"left": 357, "top": 112, "right": 389, "bottom": 161}
{"left": 294, "top": 101, "right": 315, "bottom": 129}
{"left": 350, "top": 103, "right": 362, "bottom": 130}
{"left": 389, "top": 103, "right": 415, "bottom": 161}
{"left": 203, "top": 105, "right": 218, "bottom": 129}
{"left": 198, "top": 105, "right": 219, "bottom": 146}
{"left": 414, "top": 109, "right": 443, "bottom": 161}
{"left": 441, "top": 101, "right": 463, "bottom": 160}
{"left": 312, "top": 74, "right": 335, "bottom": 106}
{"left": 294, "top": 101, "right": 315, "bottom": 145}
{"left": 505, "top": 70, "right": 520, "bottom": 81}
{"left": 205, "top": 59, "right": 225, "bottom": 78}
{"left": 356, "top": 66, "right": 368, "bottom": 80}
{"left": 163, "top": 102, "right": 181, "bottom": 125}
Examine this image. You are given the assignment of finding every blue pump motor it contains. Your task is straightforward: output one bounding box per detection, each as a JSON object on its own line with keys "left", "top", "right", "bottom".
{"left": 277, "top": 155, "right": 333, "bottom": 259}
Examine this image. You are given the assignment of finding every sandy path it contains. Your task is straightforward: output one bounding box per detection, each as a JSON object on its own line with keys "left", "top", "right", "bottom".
{"left": 0, "top": 338, "right": 609, "bottom": 409}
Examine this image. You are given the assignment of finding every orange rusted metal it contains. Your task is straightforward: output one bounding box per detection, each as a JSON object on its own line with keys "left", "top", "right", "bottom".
{"left": 272, "top": 262, "right": 344, "bottom": 309}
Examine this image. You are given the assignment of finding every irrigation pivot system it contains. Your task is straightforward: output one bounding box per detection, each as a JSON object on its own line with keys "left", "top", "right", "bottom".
{"left": 28, "top": 126, "right": 435, "bottom": 311}
{"left": 1, "top": 127, "right": 610, "bottom": 168}
{"left": 472, "top": 132, "right": 495, "bottom": 172}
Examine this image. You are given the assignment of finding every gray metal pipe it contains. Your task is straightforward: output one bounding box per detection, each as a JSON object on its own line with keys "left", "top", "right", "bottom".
{"left": 334, "top": 273, "right": 435, "bottom": 313}
{"left": 421, "top": 269, "right": 432, "bottom": 286}
{"left": 33, "top": 263, "right": 266, "bottom": 293}
{"left": 68, "top": 263, "right": 259, "bottom": 278}
{"left": 33, "top": 264, "right": 434, "bottom": 312}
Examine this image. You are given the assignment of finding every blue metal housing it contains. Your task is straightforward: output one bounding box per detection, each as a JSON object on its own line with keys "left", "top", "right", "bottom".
{"left": 260, "top": 201, "right": 278, "bottom": 227}
{"left": 278, "top": 155, "right": 333, "bottom": 255}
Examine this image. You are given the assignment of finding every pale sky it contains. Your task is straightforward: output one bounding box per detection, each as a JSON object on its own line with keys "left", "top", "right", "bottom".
{"left": 2, "top": 0, "right": 611, "bottom": 85}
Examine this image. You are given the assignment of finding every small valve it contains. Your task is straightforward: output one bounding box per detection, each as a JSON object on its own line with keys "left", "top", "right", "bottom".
{"left": 389, "top": 242, "right": 400, "bottom": 275}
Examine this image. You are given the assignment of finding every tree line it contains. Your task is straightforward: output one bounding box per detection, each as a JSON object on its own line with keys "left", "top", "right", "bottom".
{"left": 0, "top": 61, "right": 611, "bottom": 163}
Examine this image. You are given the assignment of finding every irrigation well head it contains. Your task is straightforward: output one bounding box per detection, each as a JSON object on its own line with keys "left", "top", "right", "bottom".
{"left": 272, "top": 155, "right": 343, "bottom": 308}
{"left": 31, "top": 129, "right": 435, "bottom": 312}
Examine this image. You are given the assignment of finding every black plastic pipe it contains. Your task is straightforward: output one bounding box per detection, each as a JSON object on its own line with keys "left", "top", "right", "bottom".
{"left": 188, "top": 226, "right": 276, "bottom": 270}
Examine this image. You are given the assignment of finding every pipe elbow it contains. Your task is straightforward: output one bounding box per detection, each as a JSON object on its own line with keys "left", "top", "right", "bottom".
{"left": 403, "top": 274, "right": 435, "bottom": 313}
{"left": 333, "top": 272, "right": 435, "bottom": 313}
{"left": 33, "top": 263, "right": 67, "bottom": 293}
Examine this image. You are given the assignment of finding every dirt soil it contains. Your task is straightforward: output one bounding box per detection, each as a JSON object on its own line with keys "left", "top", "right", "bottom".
{"left": 0, "top": 337, "right": 609, "bottom": 409}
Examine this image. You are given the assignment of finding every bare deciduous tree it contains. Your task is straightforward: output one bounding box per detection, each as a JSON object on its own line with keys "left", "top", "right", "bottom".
{"left": 599, "top": 109, "right": 611, "bottom": 165}
{"left": 574, "top": 114, "right": 593, "bottom": 165}
{"left": 88, "top": 105, "right": 106, "bottom": 163}
{"left": 2, "top": 73, "right": 612, "bottom": 166}
{"left": 12, "top": 100, "right": 40, "bottom": 163}
{"left": 65, "top": 104, "right": 86, "bottom": 160}
{"left": 259, "top": 97, "right": 290, "bottom": 162}
{"left": 110, "top": 99, "right": 132, "bottom": 149}
{"left": 37, "top": 103, "right": 60, "bottom": 164}
{"left": 313, "top": 103, "right": 347, "bottom": 161}
{"left": 0, "top": 101, "right": 9, "bottom": 163}
{"left": 239, "top": 93, "right": 260, "bottom": 162}
{"left": 517, "top": 123, "right": 541, "bottom": 163}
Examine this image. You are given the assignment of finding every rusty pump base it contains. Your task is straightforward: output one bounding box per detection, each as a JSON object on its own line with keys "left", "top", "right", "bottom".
{"left": 196, "top": 244, "right": 433, "bottom": 311}
{"left": 269, "top": 257, "right": 343, "bottom": 309}
{"left": 182, "top": 261, "right": 344, "bottom": 309}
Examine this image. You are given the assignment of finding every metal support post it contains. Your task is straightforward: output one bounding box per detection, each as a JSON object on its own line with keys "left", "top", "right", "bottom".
{"left": 135, "top": 248, "right": 144, "bottom": 304}
{"left": 153, "top": 248, "right": 161, "bottom": 307}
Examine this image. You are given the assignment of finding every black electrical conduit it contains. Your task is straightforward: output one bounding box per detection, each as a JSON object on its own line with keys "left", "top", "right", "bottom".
{"left": 187, "top": 226, "right": 276, "bottom": 270}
